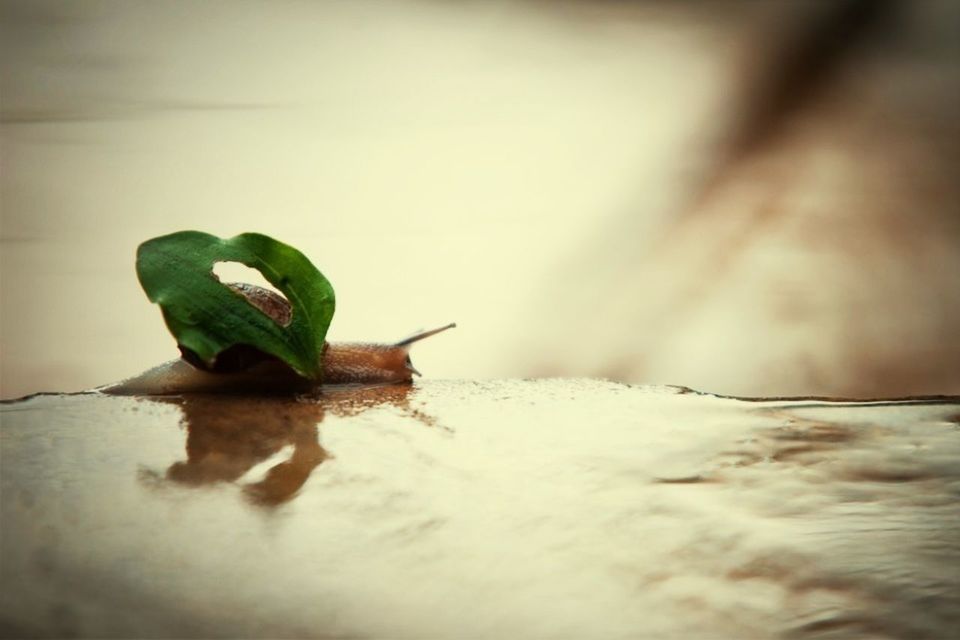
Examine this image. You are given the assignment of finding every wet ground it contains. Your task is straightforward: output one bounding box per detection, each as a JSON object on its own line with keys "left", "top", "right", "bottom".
{"left": 2, "top": 380, "right": 958, "bottom": 639}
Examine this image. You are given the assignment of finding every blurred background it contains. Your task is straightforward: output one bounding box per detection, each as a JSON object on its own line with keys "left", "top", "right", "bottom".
{"left": 2, "top": 0, "right": 958, "bottom": 400}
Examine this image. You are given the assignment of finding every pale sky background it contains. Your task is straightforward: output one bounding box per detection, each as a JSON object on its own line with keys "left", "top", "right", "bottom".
{"left": 2, "top": 0, "right": 958, "bottom": 399}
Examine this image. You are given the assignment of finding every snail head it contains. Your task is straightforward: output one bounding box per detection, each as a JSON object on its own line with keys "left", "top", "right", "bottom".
{"left": 392, "top": 322, "right": 457, "bottom": 376}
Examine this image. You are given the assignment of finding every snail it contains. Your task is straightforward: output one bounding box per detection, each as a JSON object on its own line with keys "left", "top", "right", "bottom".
{"left": 178, "top": 282, "right": 456, "bottom": 384}
{"left": 103, "top": 282, "right": 455, "bottom": 395}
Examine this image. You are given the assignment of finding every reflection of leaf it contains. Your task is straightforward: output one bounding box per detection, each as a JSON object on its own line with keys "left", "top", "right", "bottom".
{"left": 136, "top": 231, "right": 335, "bottom": 380}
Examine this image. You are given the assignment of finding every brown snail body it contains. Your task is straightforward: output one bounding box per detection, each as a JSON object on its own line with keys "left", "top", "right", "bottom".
{"left": 184, "top": 282, "right": 455, "bottom": 384}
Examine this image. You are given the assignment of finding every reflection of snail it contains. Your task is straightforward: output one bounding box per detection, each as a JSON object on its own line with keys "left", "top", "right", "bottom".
{"left": 139, "top": 382, "right": 432, "bottom": 506}
{"left": 176, "top": 283, "right": 456, "bottom": 384}
{"left": 159, "top": 395, "right": 327, "bottom": 506}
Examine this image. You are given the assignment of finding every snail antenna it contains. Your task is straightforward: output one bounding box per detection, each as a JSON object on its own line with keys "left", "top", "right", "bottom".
{"left": 394, "top": 323, "right": 457, "bottom": 348}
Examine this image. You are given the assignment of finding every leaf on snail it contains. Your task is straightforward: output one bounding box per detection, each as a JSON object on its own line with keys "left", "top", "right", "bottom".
{"left": 136, "top": 231, "right": 335, "bottom": 381}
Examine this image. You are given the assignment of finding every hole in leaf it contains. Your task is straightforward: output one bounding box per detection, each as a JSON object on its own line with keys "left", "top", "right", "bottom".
{"left": 213, "top": 261, "right": 292, "bottom": 326}
{"left": 213, "top": 261, "right": 283, "bottom": 296}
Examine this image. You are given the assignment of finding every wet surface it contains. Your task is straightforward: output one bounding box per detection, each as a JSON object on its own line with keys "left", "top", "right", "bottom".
{"left": 1, "top": 380, "right": 958, "bottom": 639}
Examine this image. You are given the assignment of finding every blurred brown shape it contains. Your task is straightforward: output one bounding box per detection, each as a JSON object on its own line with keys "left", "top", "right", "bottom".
{"left": 522, "top": 0, "right": 960, "bottom": 398}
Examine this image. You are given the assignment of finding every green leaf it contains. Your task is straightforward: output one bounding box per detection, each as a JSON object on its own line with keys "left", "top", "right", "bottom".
{"left": 136, "top": 231, "right": 335, "bottom": 380}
